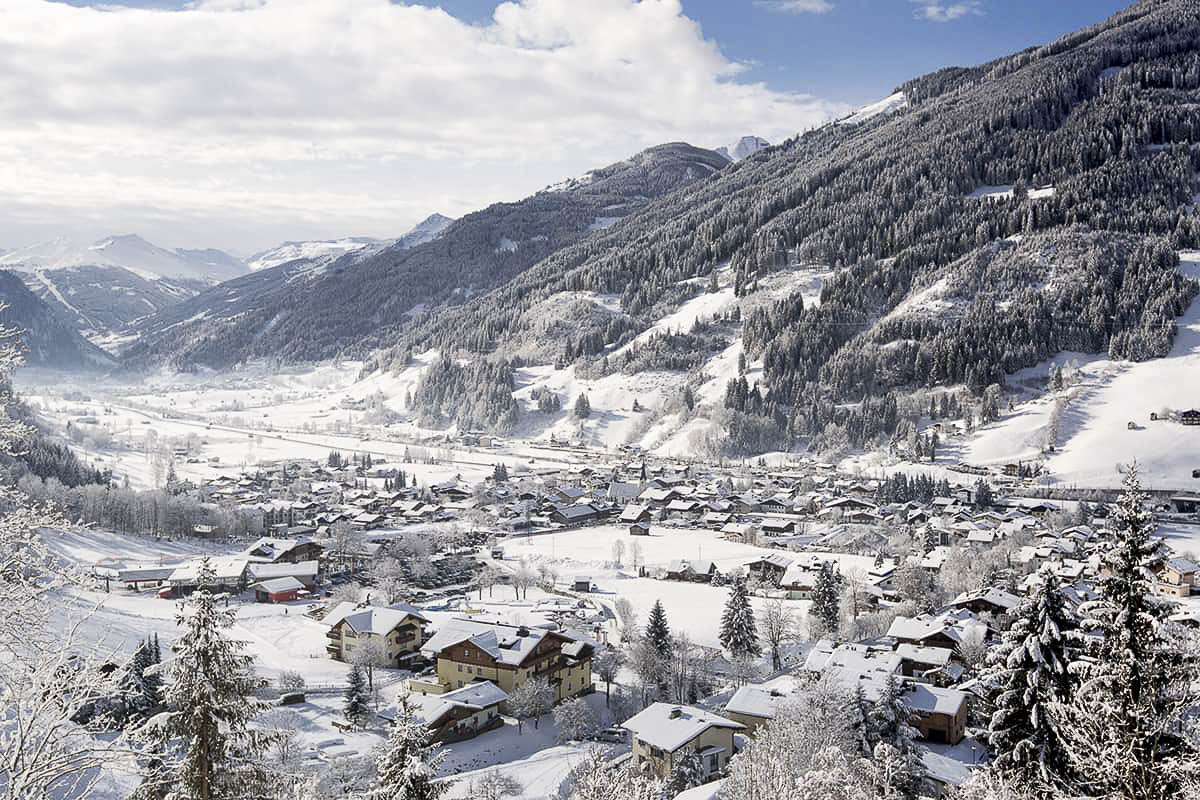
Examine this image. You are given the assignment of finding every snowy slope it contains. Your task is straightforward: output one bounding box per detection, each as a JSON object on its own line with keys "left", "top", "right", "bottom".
{"left": 836, "top": 91, "right": 909, "bottom": 126}
{"left": 924, "top": 252, "right": 1200, "bottom": 490}
{"left": 245, "top": 237, "right": 386, "bottom": 272}
{"left": 0, "top": 235, "right": 245, "bottom": 282}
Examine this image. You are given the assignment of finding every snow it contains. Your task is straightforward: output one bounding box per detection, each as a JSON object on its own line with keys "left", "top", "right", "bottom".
{"left": 967, "top": 185, "right": 1056, "bottom": 201}
{"left": 588, "top": 216, "right": 623, "bottom": 231}
{"left": 0, "top": 234, "right": 245, "bottom": 282}
{"left": 714, "top": 135, "right": 770, "bottom": 162}
{"left": 837, "top": 92, "right": 908, "bottom": 126}
{"left": 246, "top": 238, "right": 383, "bottom": 271}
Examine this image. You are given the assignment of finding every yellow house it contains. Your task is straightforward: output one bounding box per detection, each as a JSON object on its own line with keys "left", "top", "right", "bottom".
{"left": 324, "top": 601, "right": 431, "bottom": 665}
{"left": 420, "top": 618, "right": 594, "bottom": 703}
{"left": 623, "top": 703, "right": 744, "bottom": 780}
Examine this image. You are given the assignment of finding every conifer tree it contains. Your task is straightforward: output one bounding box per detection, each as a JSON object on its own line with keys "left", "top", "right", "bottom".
{"left": 344, "top": 664, "right": 371, "bottom": 729}
{"left": 644, "top": 599, "right": 672, "bottom": 661}
{"left": 371, "top": 693, "right": 451, "bottom": 800}
{"left": 985, "top": 569, "right": 1074, "bottom": 793}
{"left": 132, "top": 559, "right": 271, "bottom": 800}
{"left": 810, "top": 562, "right": 842, "bottom": 639}
{"left": 718, "top": 580, "right": 761, "bottom": 658}
{"left": 1059, "top": 466, "right": 1200, "bottom": 798}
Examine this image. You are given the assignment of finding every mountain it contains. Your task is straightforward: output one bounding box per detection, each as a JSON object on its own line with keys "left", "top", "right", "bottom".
{"left": 244, "top": 214, "right": 455, "bottom": 273}
{"left": 395, "top": 213, "right": 455, "bottom": 249}
{"left": 384, "top": 0, "right": 1200, "bottom": 454}
{"left": 120, "top": 142, "right": 730, "bottom": 370}
{"left": 0, "top": 270, "right": 116, "bottom": 370}
{"left": 0, "top": 234, "right": 246, "bottom": 283}
{"left": 19, "top": 266, "right": 204, "bottom": 346}
{"left": 715, "top": 136, "right": 770, "bottom": 162}
{"left": 246, "top": 237, "right": 387, "bottom": 272}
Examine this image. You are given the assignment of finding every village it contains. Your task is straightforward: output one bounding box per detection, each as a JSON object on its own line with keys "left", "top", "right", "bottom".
{"left": 56, "top": 434, "right": 1200, "bottom": 798}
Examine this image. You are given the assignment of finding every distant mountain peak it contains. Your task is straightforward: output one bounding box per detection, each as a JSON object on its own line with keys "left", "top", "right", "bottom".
{"left": 0, "top": 234, "right": 246, "bottom": 283}
{"left": 715, "top": 135, "right": 770, "bottom": 162}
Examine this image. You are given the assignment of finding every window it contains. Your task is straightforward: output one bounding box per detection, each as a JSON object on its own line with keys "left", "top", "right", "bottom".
{"left": 457, "top": 664, "right": 463, "bottom": 672}
{"left": 466, "top": 666, "right": 473, "bottom": 674}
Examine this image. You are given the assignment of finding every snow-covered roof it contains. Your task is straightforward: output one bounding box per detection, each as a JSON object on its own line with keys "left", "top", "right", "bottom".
{"left": 423, "top": 618, "right": 582, "bottom": 666}
{"left": 325, "top": 601, "right": 430, "bottom": 634}
{"left": 251, "top": 576, "right": 306, "bottom": 594}
{"left": 169, "top": 556, "right": 249, "bottom": 584}
{"left": 248, "top": 560, "right": 318, "bottom": 581}
{"left": 905, "top": 684, "right": 968, "bottom": 717}
{"left": 724, "top": 686, "right": 787, "bottom": 720}
{"left": 622, "top": 703, "right": 744, "bottom": 752}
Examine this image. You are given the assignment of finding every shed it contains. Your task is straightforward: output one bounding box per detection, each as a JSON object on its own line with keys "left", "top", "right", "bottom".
{"left": 251, "top": 576, "right": 306, "bottom": 603}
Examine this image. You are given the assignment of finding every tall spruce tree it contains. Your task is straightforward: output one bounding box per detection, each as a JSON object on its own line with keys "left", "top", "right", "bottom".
{"left": 371, "top": 693, "right": 451, "bottom": 800}
{"left": 810, "top": 562, "right": 842, "bottom": 639}
{"left": 719, "top": 580, "right": 761, "bottom": 658}
{"left": 1059, "top": 465, "right": 1200, "bottom": 798}
{"left": 345, "top": 664, "right": 371, "bottom": 729}
{"left": 132, "top": 559, "right": 271, "bottom": 800}
{"left": 986, "top": 569, "right": 1074, "bottom": 793}
{"left": 644, "top": 600, "right": 672, "bottom": 661}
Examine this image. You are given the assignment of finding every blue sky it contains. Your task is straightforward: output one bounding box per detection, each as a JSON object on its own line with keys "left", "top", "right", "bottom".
{"left": 15, "top": 0, "right": 1132, "bottom": 251}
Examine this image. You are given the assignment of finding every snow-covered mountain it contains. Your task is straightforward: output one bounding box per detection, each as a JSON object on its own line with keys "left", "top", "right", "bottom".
{"left": 395, "top": 213, "right": 455, "bottom": 249}
{"left": 245, "top": 237, "right": 386, "bottom": 272}
{"left": 0, "top": 234, "right": 246, "bottom": 283}
{"left": 715, "top": 135, "right": 770, "bottom": 162}
{"left": 246, "top": 215, "right": 456, "bottom": 272}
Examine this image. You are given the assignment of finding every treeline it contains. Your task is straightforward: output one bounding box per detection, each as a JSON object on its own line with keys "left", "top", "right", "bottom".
{"left": 16, "top": 473, "right": 260, "bottom": 539}
{"left": 410, "top": 357, "right": 520, "bottom": 433}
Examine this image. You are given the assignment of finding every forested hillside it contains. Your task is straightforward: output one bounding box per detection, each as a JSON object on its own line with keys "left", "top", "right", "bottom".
{"left": 121, "top": 143, "right": 730, "bottom": 371}
{"left": 392, "top": 0, "right": 1200, "bottom": 452}
{"left": 0, "top": 270, "right": 117, "bottom": 371}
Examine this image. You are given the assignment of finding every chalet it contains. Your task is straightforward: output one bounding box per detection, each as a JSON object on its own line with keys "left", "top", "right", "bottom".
{"left": 550, "top": 504, "right": 601, "bottom": 527}
{"left": 894, "top": 643, "right": 954, "bottom": 680}
{"left": 324, "top": 602, "right": 431, "bottom": 665}
{"left": 779, "top": 564, "right": 818, "bottom": 599}
{"left": 403, "top": 680, "right": 508, "bottom": 743}
{"left": 701, "top": 511, "right": 734, "bottom": 529}
{"left": 1183, "top": 409, "right": 1200, "bottom": 426}
{"left": 665, "top": 560, "right": 718, "bottom": 583}
{"left": 419, "top": 619, "right": 593, "bottom": 703}
{"left": 723, "top": 685, "right": 791, "bottom": 733}
{"left": 630, "top": 522, "right": 651, "bottom": 536}
{"left": 166, "top": 557, "right": 249, "bottom": 596}
{"left": 351, "top": 512, "right": 385, "bottom": 531}
{"left": 759, "top": 495, "right": 792, "bottom": 514}
{"left": 887, "top": 609, "right": 989, "bottom": 653}
{"left": 619, "top": 504, "right": 653, "bottom": 524}
{"left": 624, "top": 703, "right": 744, "bottom": 781}
{"left": 745, "top": 553, "right": 792, "bottom": 585}
{"left": 949, "top": 587, "right": 1021, "bottom": 616}
{"left": 760, "top": 518, "right": 796, "bottom": 536}
{"left": 638, "top": 487, "right": 679, "bottom": 506}
{"left": 248, "top": 560, "right": 319, "bottom": 589}
{"left": 906, "top": 684, "right": 970, "bottom": 745}
{"left": 720, "top": 521, "right": 757, "bottom": 541}
{"left": 243, "top": 537, "right": 324, "bottom": 564}
{"left": 1155, "top": 557, "right": 1199, "bottom": 598}
{"left": 251, "top": 576, "right": 306, "bottom": 603}
{"left": 665, "top": 499, "right": 703, "bottom": 519}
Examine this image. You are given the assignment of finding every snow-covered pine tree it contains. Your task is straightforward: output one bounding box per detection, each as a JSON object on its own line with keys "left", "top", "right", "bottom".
{"left": 661, "top": 749, "right": 706, "bottom": 797}
{"left": 131, "top": 559, "right": 272, "bottom": 800}
{"left": 371, "top": 692, "right": 450, "bottom": 800}
{"left": 345, "top": 663, "right": 371, "bottom": 729}
{"left": 718, "top": 580, "right": 761, "bottom": 658}
{"left": 810, "top": 562, "right": 841, "bottom": 639}
{"left": 644, "top": 599, "right": 672, "bottom": 660}
{"left": 985, "top": 569, "right": 1073, "bottom": 793}
{"left": 121, "top": 637, "right": 162, "bottom": 720}
{"left": 1058, "top": 466, "right": 1200, "bottom": 798}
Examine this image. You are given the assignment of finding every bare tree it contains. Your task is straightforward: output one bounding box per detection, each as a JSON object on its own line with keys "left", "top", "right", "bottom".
{"left": 614, "top": 597, "right": 637, "bottom": 638}
{"left": 350, "top": 637, "right": 391, "bottom": 691}
{"left": 611, "top": 539, "right": 625, "bottom": 568}
{"left": 512, "top": 559, "right": 537, "bottom": 600}
{"left": 758, "top": 598, "right": 798, "bottom": 671}
{"left": 594, "top": 647, "right": 626, "bottom": 705}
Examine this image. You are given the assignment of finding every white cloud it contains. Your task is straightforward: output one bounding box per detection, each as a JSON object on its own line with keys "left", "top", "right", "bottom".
{"left": 0, "top": 0, "right": 848, "bottom": 253}
{"left": 910, "top": 0, "right": 983, "bottom": 22}
{"left": 755, "top": 0, "right": 835, "bottom": 13}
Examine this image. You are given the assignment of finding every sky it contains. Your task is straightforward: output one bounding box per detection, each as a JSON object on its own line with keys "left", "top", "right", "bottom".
{"left": 1, "top": 0, "right": 1132, "bottom": 256}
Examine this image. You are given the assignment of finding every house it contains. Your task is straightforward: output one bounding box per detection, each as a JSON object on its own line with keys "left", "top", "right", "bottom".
{"left": 1183, "top": 409, "right": 1200, "bottom": 426}
{"left": 745, "top": 553, "right": 792, "bottom": 585}
{"left": 251, "top": 576, "right": 306, "bottom": 603}
{"left": 550, "top": 504, "right": 601, "bottom": 527}
{"left": 887, "top": 609, "right": 989, "bottom": 653}
{"left": 948, "top": 587, "right": 1021, "bottom": 616}
{"left": 905, "top": 684, "right": 970, "bottom": 745}
{"left": 760, "top": 518, "right": 796, "bottom": 536}
{"left": 1155, "top": 557, "right": 1199, "bottom": 598}
{"left": 248, "top": 560, "right": 319, "bottom": 589}
{"left": 573, "top": 577, "right": 593, "bottom": 593}
{"left": 324, "top": 602, "right": 431, "bottom": 665}
{"left": 167, "top": 557, "right": 250, "bottom": 596}
{"left": 630, "top": 522, "right": 652, "bottom": 536}
{"left": 1171, "top": 495, "right": 1200, "bottom": 514}
{"left": 623, "top": 703, "right": 744, "bottom": 781}
{"left": 403, "top": 680, "right": 508, "bottom": 743}
{"left": 701, "top": 511, "right": 734, "bottom": 529}
{"left": 665, "top": 560, "right": 718, "bottom": 583}
{"left": 723, "top": 685, "right": 790, "bottom": 733}
{"left": 894, "top": 643, "right": 954, "bottom": 680}
{"left": 352, "top": 512, "right": 385, "bottom": 531}
{"left": 419, "top": 618, "right": 594, "bottom": 703}
{"left": 619, "top": 504, "right": 653, "bottom": 524}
